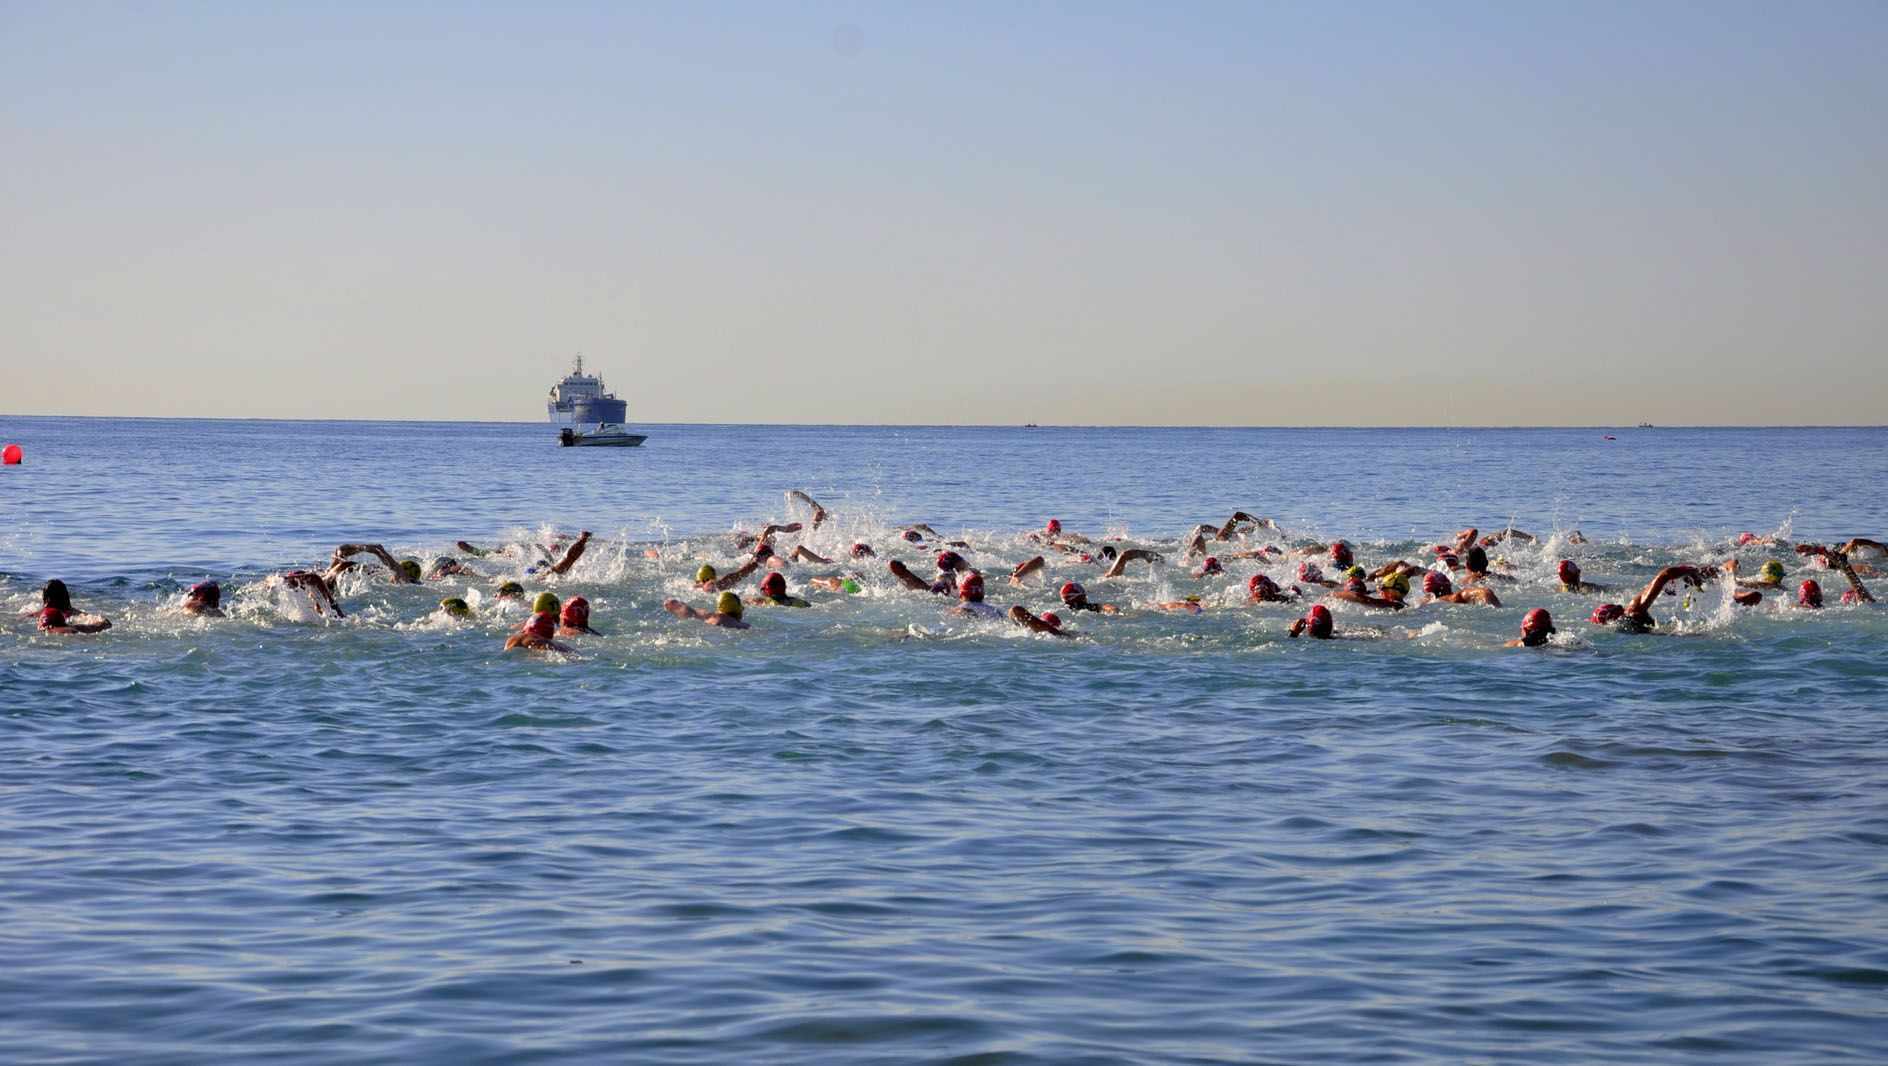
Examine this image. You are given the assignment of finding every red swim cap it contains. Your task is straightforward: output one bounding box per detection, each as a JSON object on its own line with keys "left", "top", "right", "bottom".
{"left": 1199, "top": 556, "right": 1222, "bottom": 575}
{"left": 936, "top": 551, "right": 965, "bottom": 572}
{"left": 1039, "top": 611, "right": 1062, "bottom": 630}
{"left": 1423, "top": 571, "right": 1452, "bottom": 595}
{"left": 958, "top": 571, "right": 985, "bottom": 601}
{"left": 1305, "top": 604, "right": 1333, "bottom": 637}
{"left": 759, "top": 572, "right": 786, "bottom": 597}
{"left": 1841, "top": 588, "right": 1861, "bottom": 605}
{"left": 1059, "top": 581, "right": 1086, "bottom": 605}
{"left": 1247, "top": 573, "right": 1278, "bottom": 597}
{"left": 1737, "top": 532, "right": 1758, "bottom": 546}
{"left": 1045, "top": 519, "right": 1062, "bottom": 535}
{"left": 525, "top": 611, "right": 556, "bottom": 640}
{"left": 1799, "top": 579, "right": 1823, "bottom": 608}
{"left": 1297, "top": 561, "right": 1323, "bottom": 582}
{"left": 1556, "top": 560, "right": 1580, "bottom": 584}
{"left": 1589, "top": 603, "right": 1625, "bottom": 624}
{"left": 1329, "top": 542, "right": 1353, "bottom": 567}
{"left": 560, "top": 596, "right": 590, "bottom": 626}
{"left": 1522, "top": 608, "right": 1555, "bottom": 635}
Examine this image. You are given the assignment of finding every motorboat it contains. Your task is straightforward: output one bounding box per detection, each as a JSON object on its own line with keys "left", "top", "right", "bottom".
{"left": 559, "top": 424, "right": 647, "bottom": 448}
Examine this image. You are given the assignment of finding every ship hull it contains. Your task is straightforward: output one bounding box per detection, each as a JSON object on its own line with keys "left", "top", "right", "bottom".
{"left": 547, "top": 397, "right": 629, "bottom": 423}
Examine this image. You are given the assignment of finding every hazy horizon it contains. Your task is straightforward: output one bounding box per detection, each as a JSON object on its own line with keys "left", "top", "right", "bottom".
{"left": 5, "top": 2, "right": 1885, "bottom": 426}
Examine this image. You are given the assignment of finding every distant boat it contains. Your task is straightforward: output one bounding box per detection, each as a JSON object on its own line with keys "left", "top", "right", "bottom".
{"left": 546, "top": 355, "right": 629, "bottom": 424}
{"left": 1637, "top": 422, "right": 1654, "bottom": 428}
{"left": 559, "top": 424, "right": 646, "bottom": 448}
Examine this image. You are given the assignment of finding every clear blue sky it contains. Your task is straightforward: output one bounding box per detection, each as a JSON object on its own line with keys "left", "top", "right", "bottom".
{"left": 4, "top": 1, "right": 1884, "bottom": 424}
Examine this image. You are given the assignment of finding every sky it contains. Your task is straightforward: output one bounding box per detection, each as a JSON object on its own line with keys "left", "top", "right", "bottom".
{"left": 3, "top": 1, "right": 1885, "bottom": 425}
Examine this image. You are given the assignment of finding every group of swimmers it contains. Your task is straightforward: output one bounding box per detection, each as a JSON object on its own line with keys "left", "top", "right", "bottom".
{"left": 17, "top": 490, "right": 1882, "bottom": 653}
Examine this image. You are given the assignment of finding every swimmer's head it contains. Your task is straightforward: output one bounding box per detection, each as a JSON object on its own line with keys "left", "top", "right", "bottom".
{"left": 1737, "top": 531, "right": 1758, "bottom": 546}
{"left": 759, "top": 572, "right": 787, "bottom": 598}
{"left": 524, "top": 611, "right": 556, "bottom": 641}
{"left": 532, "top": 591, "right": 560, "bottom": 615}
{"left": 1520, "top": 608, "right": 1556, "bottom": 646}
{"left": 1798, "top": 579, "right": 1823, "bottom": 608}
{"left": 851, "top": 542, "right": 876, "bottom": 559}
{"left": 1198, "top": 556, "right": 1223, "bottom": 576}
{"left": 1060, "top": 581, "right": 1087, "bottom": 608}
{"left": 751, "top": 542, "right": 774, "bottom": 562}
{"left": 1380, "top": 571, "right": 1411, "bottom": 597}
{"left": 496, "top": 580, "right": 524, "bottom": 599}
{"left": 42, "top": 580, "right": 72, "bottom": 612}
{"left": 1344, "top": 565, "right": 1365, "bottom": 581}
{"left": 695, "top": 564, "right": 717, "bottom": 583}
{"left": 185, "top": 581, "right": 221, "bottom": 609}
{"left": 1758, "top": 560, "right": 1785, "bottom": 585}
{"left": 1329, "top": 541, "right": 1353, "bottom": 568}
{"left": 935, "top": 550, "right": 965, "bottom": 573}
{"left": 1039, "top": 611, "right": 1062, "bottom": 630}
{"left": 560, "top": 596, "right": 589, "bottom": 628}
{"left": 1465, "top": 546, "right": 1489, "bottom": 574}
{"left": 716, "top": 591, "right": 744, "bottom": 618}
{"left": 36, "top": 605, "right": 67, "bottom": 630}
{"left": 1438, "top": 551, "right": 1460, "bottom": 570}
{"left": 1556, "top": 560, "right": 1580, "bottom": 586}
{"left": 1842, "top": 588, "right": 1863, "bottom": 605}
{"left": 400, "top": 559, "right": 422, "bottom": 582}
{"left": 1304, "top": 604, "right": 1333, "bottom": 639}
{"left": 839, "top": 578, "right": 861, "bottom": 594}
{"left": 902, "top": 530, "right": 923, "bottom": 543}
{"left": 957, "top": 570, "right": 985, "bottom": 602}
{"left": 439, "top": 597, "right": 471, "bottom": 618}
{"left": 1423, "top": 571, "right": 1452, "bottom": 596}
{"left": 1045, "top": 519, "right": 1062, "bottom": 536}
{"left": 1098, "top": 545, "right": 1118, "bottom": 562}
{"left": 1590, "top": 603, "right": 1625, "bottom": 625}
{"left": 1247, "top": 573, "right": 1278, "bottom": 599}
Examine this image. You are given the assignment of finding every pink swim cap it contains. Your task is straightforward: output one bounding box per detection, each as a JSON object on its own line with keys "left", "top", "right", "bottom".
{"left": 759, "top": 572, "right": 786, "bottom": 597}
{"left": 1247, "top": 573, "right": 1277, "bottom": 597}
{"left": 1423, "top": 571, "right": 1452, "bottom": 595}
{"left": 1059, "top": 581, "right": 1086, "bottom": 605}
{"left": 958, "top": 571, "right": 985, "bottom": 601}
{"left": 525, "top": 611, "right": 556, "bottom": 640}
{"left": 935, "top": 550, "right": 965, "bottom": 572}
{"left": 1329, "top": 542, "right": 1353, "bottom": 567}
{"left": 560, "top": 596, "right": 590, "bottom": 627}
{"left": 1522, "top": 608, "right": 1555, "bottom": 635}
{"left": 1557, "top": 560, "right": 1580, "bottom": 585}
{"left": 1198, "top": 556, "right": 1222, "bottom": 575}
{"left": 1737, "top": 532, "right": 1758, "bottom": 546}
{"left": 1045, "top": 519, "right": 1062, "bottom": 535}
{"left": 1039, "top": 611, "right": 1062, "bottom": 630}
{"left": 1304, "top": 604, "right": 1333, "bottom": 637}
{"left": 1590, "top": 603, "right": 1625, "bottom": 624}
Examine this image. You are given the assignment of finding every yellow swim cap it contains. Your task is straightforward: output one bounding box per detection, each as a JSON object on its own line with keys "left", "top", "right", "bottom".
{"left": 1760, "top": 560, "right": 1785, "bottom": 583}
{"left": 532, "top": 591, "right": 559, "bottom": 615}
{"left": 496, "top": 580, "right": 524, "bottom": 598}
{"left": 695, "top": 564, "right": 717, "bottom": 583}
{"left": 1381, "top": 571, "right": 1410, "bottom": 594}
{"left": 439, "top": 597, "right": 471, "bottom": 618}
{"left": 400, "top": 559, "right": 422, "bottom": 581}
{"left": 715, "top": 591, "right": 743, "bottom": 618}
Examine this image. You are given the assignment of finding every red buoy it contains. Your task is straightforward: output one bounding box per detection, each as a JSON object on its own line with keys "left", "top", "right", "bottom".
{"left": 1, "top": 443, "right": 20, "bottom": 465}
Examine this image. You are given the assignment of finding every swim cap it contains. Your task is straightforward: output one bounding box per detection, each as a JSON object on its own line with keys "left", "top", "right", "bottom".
{"left": 936, "top": 550, "right": 965, "bottom": 572}
{"left": 1798, "top": 579, "right": 1823, "bottom": 608}
{"left": 695, "top": 564, "right": 717, "bottom": 583}
{"left": 560, "top": 596, "right": 589, "bottom": 627}
{"left": 1381, "top": 571, "right": 1410, "bottom": 595}
{"left": 1199, "top": 556, "right": 1223, "bottom": 575}
{"left": 1045, "top": 519, "right": 1062, "bottom": 535}
{"left": 1465, "top": 546, "right": 1489, "bottom": 573}
{"left": 1522, "top": 608, "right": 1556, "bottom": 635}
{"left": 1737, "top": 531, "right": 1758, "bottom": 546}
{"left": 851, "top": 542, "right": 875, "bottom": 558}
{"left": 1590, "top": 603, "right": 1625, "bottom": 624}
{"left": 716, "top": 591, "right": 743, "bottom": 618}
{"left": 1344, "top": 565, "right": 1365, "bottom": 580}
{"left": 759, "top": 572, "right": 786, "bottom": 598}
{"left": 1184, "top": 593, "right": 1202, "bottom": 604}
{"left": 1759, "top": 560, "right": 1785, "bottom": 583}
{"left": 400, "top": 559, "right": 422, "bottom": 582}
{"left": 1305, "top": 604, "right": 1333, "bottom": 638}
{"left": 839, "top": 578, "right": 861, "bottom": 594}
{"left": 1842, "top": 588, "right": 1863, "bottom": 605}
{"left": 1423, "top": 570, "right": 1452, "bottom": 596}
{"left": 496, "top": 580, "right": 524, "bottom": 598}
{"left": 1039, "top": 611, "right": 1062, "bottom": 630}
{"left": 1329, "top": 542, "right": 1353, "bottom": 567}
{"left": 751, "top": 542, "right": 774, "bottom": 561}
{"left": 187, "top": 581, "right": 221, "bottom": 608}
{"left": 958, "top": 570, "right": 985, "bottom": 602}
{"left": 524, "top": 611, "right": 556, "bottom": 640}
{"left": 1298, "top": 562, "right": 1324, "bottom": 582}
{"left": 1556, "top": 560, "right": 1580, "bottom": 585}
{"left": 440, "top": 597, "right": 471, "bottom": 618}
{"left": 1247, "top": 573, "right": 1278, "bottom": 597}
{"left": 532, "top": 592, "right": 560, "bottom": 615}
{"left": 1060, "top": 581, "right": 1086, "bottom": 606}
{"left": 902, "top": 530, "right": 923, "bottom": 542}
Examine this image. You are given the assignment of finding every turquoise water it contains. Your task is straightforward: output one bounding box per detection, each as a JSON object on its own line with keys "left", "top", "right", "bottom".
{"left": 3, "top": 418, "right": 1887, "bottom": 1063}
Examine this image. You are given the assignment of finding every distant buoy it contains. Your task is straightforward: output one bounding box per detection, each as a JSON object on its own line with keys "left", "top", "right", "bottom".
{"left": 1, "top": 443, "right": 20, "bottom": 465}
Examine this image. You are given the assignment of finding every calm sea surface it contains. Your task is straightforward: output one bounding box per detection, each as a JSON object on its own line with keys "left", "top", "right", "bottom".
{"left": 3, "top": 418, "right": 1887, "bottom": 1064}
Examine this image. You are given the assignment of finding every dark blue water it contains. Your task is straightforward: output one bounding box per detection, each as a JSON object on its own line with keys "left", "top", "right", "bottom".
{"left": 3, "top": 418, "right": 1887, "bottom": 1063}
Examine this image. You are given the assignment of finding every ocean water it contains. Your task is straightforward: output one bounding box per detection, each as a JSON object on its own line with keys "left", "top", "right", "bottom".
{"left": 3, "top": 417, "right": 1887, "bottom": 1064}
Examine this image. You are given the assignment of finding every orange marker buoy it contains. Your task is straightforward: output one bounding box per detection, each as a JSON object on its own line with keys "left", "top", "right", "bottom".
{"left": 1, "top": 443, "right": 20, "bottom": 465}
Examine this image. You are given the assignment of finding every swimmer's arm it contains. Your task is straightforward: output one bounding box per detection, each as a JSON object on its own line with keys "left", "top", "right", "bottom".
{"left": 547, "top": 531, "right": 592, "bottom": 575}
{"left": 1627, "top": 566, "right": 1703, "bottom": 616}
{"left": 785, "top": 491, "right": 829, "bottom": 528}
{"left": 1838, "top": 538, "right": 1887, "bottom": 556}
{"left": 1007, "top": 605, "right": 1068, "bottom": 636}
{"left": 1832, "top": 552, "right": 1876, "bottom": 603}
{"left": 1009, "top": 556, "right": 1046, "bottom": 585}
{"left": 905, "top": 523, "right": 940, "bottom": 538}
{"left": 760, "top": 523, "right": 802, "bottom": 541}
{"left": 886, "top": 560, "right": 932, "bottom": 592}
{"left": 1287, "top": 618, "right": 1307, "bottom": 638}
{"left": 790, "top": 545, "right": 831, "bottom": 564}
{"left": 1102, "top": 549, "right": 1160, "bottom": 579}
{"left": 455, "top": 540, "right": 492, "bottom": 558}
{"left": 1216, "top": 511, "right": 1273, "bottom": 540}
{"left": 1370, "top": 561, "right": 1418, "bottom": 579}
{"left": 663, "top": 598, "right": 709, "bottom": 622}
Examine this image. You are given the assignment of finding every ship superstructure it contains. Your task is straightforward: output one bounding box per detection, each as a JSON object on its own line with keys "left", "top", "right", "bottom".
{"left": 546, "top": 356, "right": 628, "bottom": 424}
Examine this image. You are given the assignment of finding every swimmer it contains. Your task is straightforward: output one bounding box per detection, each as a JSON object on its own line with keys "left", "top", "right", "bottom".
{"left": 807, "top": 575, "right": 864, "bottom": 594}
{"left": 455, "top": 540, "right": 494, "bottom": 558}
{"left": 182, "top": 581, "right": 226, "bottom": 618}
{"left": 696, "top": 557, "right": 761, "bottom": 592}
{"left": 1060, "top": 581, "right": 1122, "bottom": 614}
{"left": 1245, "top": 573, "right": 1299, "bottom": 604}
{"left": 1154, "top": 594, "right": 1206, "bottom": 614}
{"left": 427, "top": 556, "right": 474, "bottom": 580}
{"left": 1296, "top": 561, "right": 1339, "bottom": 589}
{"left": 1715, "top": 558, "right": 1779, "bottom": 601}
{"left": 785, "top": 490, "right": 830, "bottom": 529}
{"left": 281, "top": 570, "right": 344, "bottom": 617}
{"left": 663, "top": 591, "right": 751, "bottom": 629}
{"left": 1555, "top": 560, "right": 1608, "bottom": 594}
{"left": 1376, "top": 570, "right": 1412, "bottom": 605}
{"left": 1008, "top": 605, "right": 1074, "bottom": 637}
{"left": 1480, "top": 526, "right": 1537, "bottom": 546}
{"left": 789, "top": 546, "right": 832, "bottom": 564}
{"left": 947, "top": 571, "right": 1005, "bottom": 619}
{"left": 34, "top": 580, "right": 112, "bottom": 634}
{"left": 328, "top": 543, "right": 417, "bottom": 583}
{"left": 504, "top": 609, "right": 573, "bottom": 653}
{"left": 1332, "top": 568, "right": 1405, "bottom": 610}
{"left": 1193, "top": 556, "right": 1224, "bottom": 578}
{"left": 1215, "top": 510, "right": 1278, "bottom": 540}
{"left": 1794, "top": 544, "right": 1876, "bottom": 603}
{"left": 1101, "top": 548, "right": 1162, "bottom": 579}
{"left": 1600, "top": 564, "right": 1713, "bottom": 632}
{"left": 850, "top": 542, "right": 877, "bottom": 559}
{"left": 1460, "top": 546, "right": 1513, "bottom": 585}
{"left": 544, "top": 531, "right": 593, "bottom": 576}
{"left": 1287, "top": 604, "right": 1335, "bottom": 640}
{"left": 888, "top": 559, "right": 945, "bottom": 593}
{"left": 1504, "top": 608, "right": 1556, "bottom": 648}
{"left": 1418, "top": 570, "right": 1501, "bottom": 607}
{"left": 750, "top": 572, "right": 811, "bottom": 608}
{"left": 495, "top": 580, "right": 525, "bottom": 601}
{"left": 439, "top": 597, "right": 474, "bottom": 619}
{"left": 558, "top": 595, "right": 600, "bottom": 634}
{"left": 1009, "top": 555, "right": 1047, "bottom": 586}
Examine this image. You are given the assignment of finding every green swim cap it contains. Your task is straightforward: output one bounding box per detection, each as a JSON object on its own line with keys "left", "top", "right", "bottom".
{"left": 715, "top": 591, "right": 743, "bottom": 618}
{"left": 1345, "top": 565, "right": 1365, "bottom": 580}
{"left": 496, "top": 580, "right": 524, "bottom": 598}
{"left": 1381, "top": 571, "right": 1410, "bottom": 594}
{"left": 400, "top": 559, "right": 422, "bottom": 581}
{"left": 439, "top": 597, "right": 471, "bottom": 618}
{"left": 533, "top": 591, "right": 560, "bottom": 615}
{"left": 695, "top": 564, "right": 717, "bottom": 583}
{"left": 1760, "top": 560, "right": 1785, "bottom": 583}
{"left": 840, "top": 578, "right": 861, "bottom": 594}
